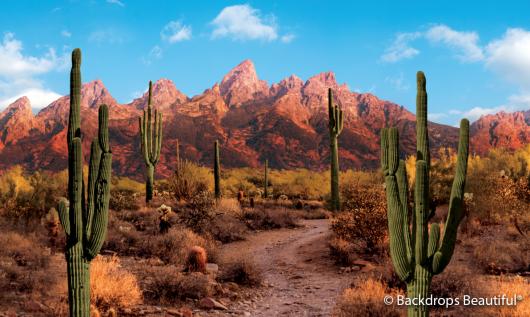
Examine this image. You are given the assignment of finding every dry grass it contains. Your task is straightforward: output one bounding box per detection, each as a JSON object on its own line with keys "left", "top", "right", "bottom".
{"left": 219, "top": 258, "right": 263, "bottom": 286}
{"left": 0, "top": 231, "right": 54, "bottom": 295}
{"left": 333, "top": 278, "right": 404, "bottom": 317}
{"left": 471, "top": 276, "right": 530, "bottom": 317}
{"left": 216, "top": 198, "right": 243, "bottom": 217}
{"left": 90, "top": 255, "right": 142, "bottom": 311}
{"left": 472, "top": 234, "right": 528, "bottom": 274}
{"left": 328, "top": 237, "right": 357, "bottom": 266}
{"left": 144, "top": 266, "right": 212, "bottom": 304}
{"left": 243, "top": 206, "right": 299, "bottom": 230}
{"left": 147, "top": 227, "right": 218, "bottom": 266}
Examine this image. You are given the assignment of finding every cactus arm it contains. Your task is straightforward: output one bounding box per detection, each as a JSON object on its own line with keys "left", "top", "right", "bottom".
{"left": 382, "top": 128, "right": 413, "bottom": 281}
{"left": 85, "top": 152, "right": 111, "bottom": 260}
{"left": 427, "top": 223, "right": 440, "bottom": 258}
{"left": 396, "top": 160, "right": 413, "bottom": 264}
{"left": 98, "top": 105, "right": 110, "bottom": 152}
{"left": 85, "top": 139, "right": 101, "bottom": 239}
{"left": 432, "top": 119, "right": 469, "bottom": 274}
{"left": 414, "top": 160, "right": 429, "bottom": 265}
{"left": 58, "top": 199, "right": 70, "bottom": 236}
{"left": 337, "top": 107, "right": 344, "bottom": 134}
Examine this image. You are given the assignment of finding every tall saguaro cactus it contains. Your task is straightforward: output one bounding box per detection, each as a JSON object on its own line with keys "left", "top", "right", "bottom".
{"left": 57, "top": 48, "right": 112, "bottom": 317}
{"left": 139, "top": 81, "right": 162, "bottom": 203}
{"left": 328, "top": 88, "right": 344, "bottom": 211}
{"left": 264, "top": 159, "right": 269, "bottom": 198}
{"left": 380, "top": 71, "right": 469, "bottom": 317}
{"left": 214, "top": 140, "right": 221, "bottom": 198}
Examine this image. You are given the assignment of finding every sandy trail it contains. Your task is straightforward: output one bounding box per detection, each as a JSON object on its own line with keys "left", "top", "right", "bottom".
{"left": 219, "top": 219, "right": 349, "bottom": 317}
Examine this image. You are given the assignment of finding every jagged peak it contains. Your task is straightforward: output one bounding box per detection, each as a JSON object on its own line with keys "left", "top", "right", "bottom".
{"left": 3, "top": 96, "right": 32, "bottom": 113}
{"left": 219, "top": 59, "right": 269, "bottom": 106}
{"left": 305, "top": 71, "right": 337, "bottom": 87}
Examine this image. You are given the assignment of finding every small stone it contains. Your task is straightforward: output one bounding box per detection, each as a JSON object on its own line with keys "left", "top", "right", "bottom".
{"left": 166, "top": 308, "right": 184, "bottom": 317}
{"left": 198, "top": 297, "right": 228, "bottom": 310}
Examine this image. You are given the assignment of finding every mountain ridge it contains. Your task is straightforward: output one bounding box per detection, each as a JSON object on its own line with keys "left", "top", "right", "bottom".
{"left": 0, "top": 61, "right": 528, "bottom": 178}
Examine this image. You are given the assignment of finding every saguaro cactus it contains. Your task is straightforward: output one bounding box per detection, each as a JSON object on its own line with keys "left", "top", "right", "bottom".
{"left": 380, "top": 71, "right": 469, "bottom": 317}
{"left": 328, "top": 88, "right": 344, "bottom": 211}
{"left": 57, "top": 48, "right": 112, "bottom": 317}
{"left": 139, "top": 81, "right": 162, "bottom": 203}
{"left": 264, "top": 159, "right": 269, "bottom": 198}
{"left": 214, "top": 140, "right": 221, "bottom": 198}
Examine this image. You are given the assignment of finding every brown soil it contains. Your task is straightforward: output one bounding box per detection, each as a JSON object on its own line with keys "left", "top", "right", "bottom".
{"left": 217, "top": 219, "right": 349, "bottom": 316}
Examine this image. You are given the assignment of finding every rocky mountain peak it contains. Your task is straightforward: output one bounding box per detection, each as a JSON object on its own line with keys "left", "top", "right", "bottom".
{"left": 220, "top": 59, "right": 269, "bottom": 106}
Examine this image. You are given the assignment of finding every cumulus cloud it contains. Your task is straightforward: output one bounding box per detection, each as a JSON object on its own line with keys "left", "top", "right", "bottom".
{"left": 161, "top": 21, "right": 192, "bottom": 43}
{"left": 485, "top": 28, "right": 530, "bottom": 88}
{"left": 61, "top": 30, "right": 71, "bottom": 38}
{"left": 425, "top": 25, "right": 484, "bottom": 62}
{"left": 211, "top": 4, "right": 278, "bottom": 41}
{"left": 0, "top": 32, "right": 65, "bottom": 110}
{"left": 381, "top": 32, "right": 421, "bottom": 62}
{"left": 382, "top": 25, "right": 484, "bottom": 62}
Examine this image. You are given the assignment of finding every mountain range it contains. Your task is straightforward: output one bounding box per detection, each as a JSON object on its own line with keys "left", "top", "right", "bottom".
{"left": 0, "top": 60, "right": 529, "bottom": 178}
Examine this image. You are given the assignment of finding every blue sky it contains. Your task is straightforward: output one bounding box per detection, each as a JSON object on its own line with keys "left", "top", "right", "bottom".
{"left": 1, "top": 0, "right": 530, "bottom": 125}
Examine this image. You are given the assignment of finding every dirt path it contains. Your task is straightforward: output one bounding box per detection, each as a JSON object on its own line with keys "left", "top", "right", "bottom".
{"left": 218, "top": 219, "right": 349, "bottom": 317}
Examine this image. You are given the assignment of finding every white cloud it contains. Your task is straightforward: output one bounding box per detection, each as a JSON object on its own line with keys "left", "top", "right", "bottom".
{"left": 142, "top": 45, "right": 163, "bottom": 65}
{"left": 381, "top": 32, "right": 421, "bottom": 62}
{"left": 107, "top": 0, "right": 124, "bottom": 7}
{"left": 211, "top": 4, "right": 278, "bottom": 41}
{"left": 161, "top": 21, "right": 192, "bottom": 43}
{"left": 485, "top": 28, "right": 530, "bottom": 88}
{"left": 428, "top": 113, "right": 448, "bottom": 121}
{"left": 61, "top": 30, "right": 71, "bottom": 38}
{"left": 280, "top": 33, "right": 295, "bottom": 43}
{"left": 88, "top": 28, "right": 125, "bottom": 44}
{"left": 0, "top": 32, "right": 65, "bottom": 110}
{"left": 425, "top": 25, "right": 484, "bottom": 62}
{"left": 385, "top": 73, "right": 409, "bottom": 91}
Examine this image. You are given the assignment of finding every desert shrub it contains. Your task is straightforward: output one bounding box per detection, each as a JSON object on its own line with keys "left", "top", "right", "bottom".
{"left": 0, "top": 231, "right": 55, "bottom": 296}
{"left": 243, "top": 207, "right": 299, "bottom": 230}
{"left": 170, "top": 160, "right": 212, "bottom": 201}
{"left": 271, "top": 168, "right": 329, "bottom": 200}
{"left": 332, "top": 185, "right": 387, "bottom": 253}
{"left": 0, "top": 167, "right": 67, "bottom": 223}
{"left": 215, "top": 198, "right": 243, "bottom": 217}
{"left": 207, "top": 214, "right": 247, "bottom": 242}
{"left": 180, "top": 191, "right": 216, "bottom": 233}
{"left": 90, "top": 256, "right": 142, "bottom": 311}
{"left": 147, "top": 227, "right": 218, "bottom": 266}
{"left": 219, "top": 259, "right": 262, "bottom": 286}
{"left": 328, "top": 237, "right": 356, "bottom": 265}
{"left": 111, "top": 176, "right": 144, "bottom": 193}
{"left": 144, "top": 266, "right": 212, "bottom": 304}
{"left": 109, "top": 189, "right": 140, "bottom": 211}
{"left": 333, "top": 278, "right": 403, "bottom": 317}
{"left": 473, "top": 237, "right": 527, "bottom": 274}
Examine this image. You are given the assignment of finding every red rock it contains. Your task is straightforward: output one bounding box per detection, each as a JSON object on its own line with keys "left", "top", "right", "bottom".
{"left": 0, "top": 60, "right": 524, "bottom": 177}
